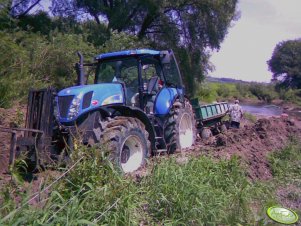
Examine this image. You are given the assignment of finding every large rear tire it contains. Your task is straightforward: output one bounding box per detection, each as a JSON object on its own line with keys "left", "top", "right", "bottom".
{"left": 164, "top": 100, "right": 197, "bottom": 154}
{"left": 92, "top": 114, "right": 150, "bottom": 173}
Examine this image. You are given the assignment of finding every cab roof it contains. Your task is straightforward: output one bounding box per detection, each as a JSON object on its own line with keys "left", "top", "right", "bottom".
{"left": 95, "top": 49, "right": 161, "bottom": 60}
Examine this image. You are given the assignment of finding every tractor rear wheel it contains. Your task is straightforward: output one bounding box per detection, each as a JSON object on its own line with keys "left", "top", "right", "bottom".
{"left": 93, "top": 115, "right": 150, "bottom": 173}
{"left": 164, "top": 100, "right": 196, "bottom": 154}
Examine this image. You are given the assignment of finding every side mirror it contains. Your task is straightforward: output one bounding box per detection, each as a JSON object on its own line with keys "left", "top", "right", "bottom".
{"left": 160, "top": 50, "right": 171, "bottom": 64}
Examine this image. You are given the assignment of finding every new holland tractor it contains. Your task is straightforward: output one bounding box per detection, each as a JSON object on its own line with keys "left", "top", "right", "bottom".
{"left": 2, "top": 49, "right": 197, "bottom": 173}
{"left": 58, "top": 49, "right": 197, "bottom": 173}
{"left": 1, "top": 49, "right": 230, "bottom": 173}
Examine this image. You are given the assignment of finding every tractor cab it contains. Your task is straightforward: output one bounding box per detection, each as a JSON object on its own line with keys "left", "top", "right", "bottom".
{"left": 93, "top": 49, "right": 184, "bottom": 113}
{"left": 57, "top": 49, "right": 184, "bottom": 123}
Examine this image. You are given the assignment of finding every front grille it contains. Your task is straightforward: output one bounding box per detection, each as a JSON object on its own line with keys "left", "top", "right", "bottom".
{"left": 82, "top": 91, "right": 93, "bottom": 109}
{"left": 58, "top": 95, "right": 74, "bottom": 118}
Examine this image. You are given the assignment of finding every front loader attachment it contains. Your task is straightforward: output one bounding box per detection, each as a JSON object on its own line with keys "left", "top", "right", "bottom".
{"left": 0, "top": 88, "right": 57, "bottom": 170}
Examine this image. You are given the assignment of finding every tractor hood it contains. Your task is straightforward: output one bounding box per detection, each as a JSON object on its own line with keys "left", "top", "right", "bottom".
{"left": 57, "top": 83, "right": 124, "bottom": 122}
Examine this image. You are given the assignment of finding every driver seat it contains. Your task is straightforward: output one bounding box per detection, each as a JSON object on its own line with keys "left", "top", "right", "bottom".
{"left": 147, "top": 76, "right": 159, "bottom": 94}
{"left": 144, "top": 76, "right": 160, "bottom": 114}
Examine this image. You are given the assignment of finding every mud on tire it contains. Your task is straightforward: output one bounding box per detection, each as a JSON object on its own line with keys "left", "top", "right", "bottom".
{"left": 92, "top": 114, "right": 150, "bottom": 173}
{"left": 164, "top": 99, "right": 197, "bottom": 154}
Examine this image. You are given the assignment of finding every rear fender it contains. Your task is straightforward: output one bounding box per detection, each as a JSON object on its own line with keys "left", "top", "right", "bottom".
{"left": 154, "top": 87, "right": 183, "bottom": 116}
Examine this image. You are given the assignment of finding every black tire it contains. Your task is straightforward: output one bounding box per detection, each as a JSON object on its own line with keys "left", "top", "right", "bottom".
{"left": 201, "top": 128, "right": 212, "bottom": 140}
{"left": 92, "top": 114, "right": 150, "bottom": 173}
{"left": 164, "top": 99, "right": 197, "bottom": 154}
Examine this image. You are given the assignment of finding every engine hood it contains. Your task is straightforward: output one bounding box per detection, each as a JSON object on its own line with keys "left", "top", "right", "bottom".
{"left": 57, "top": 83, "right": 124, "bottom": 123}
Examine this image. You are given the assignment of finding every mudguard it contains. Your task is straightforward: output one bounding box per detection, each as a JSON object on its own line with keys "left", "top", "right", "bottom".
{"left": 154, "top": 87, "right": 183, "bottom": 116}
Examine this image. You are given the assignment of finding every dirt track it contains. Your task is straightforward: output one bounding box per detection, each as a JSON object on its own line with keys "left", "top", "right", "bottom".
{"left": 187, "top": 116, "right": 301, "bottom": 180}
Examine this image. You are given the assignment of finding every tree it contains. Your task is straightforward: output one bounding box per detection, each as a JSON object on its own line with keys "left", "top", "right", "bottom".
{"left": 9, "top": 0, "right": 43, "bottom": 18}
{"left": 268, "top": 39, "right": 301, "bottom": 89}
{"left": 53, "top": 0, "right": 238, "bottom": 96}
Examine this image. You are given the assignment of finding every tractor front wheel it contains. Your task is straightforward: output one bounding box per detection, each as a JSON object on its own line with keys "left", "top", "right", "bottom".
{"left": 95, "top": 116, "right": 150, "bottom": 173}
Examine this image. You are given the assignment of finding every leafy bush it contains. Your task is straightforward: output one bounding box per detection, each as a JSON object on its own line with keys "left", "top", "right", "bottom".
{"left": 249, "top": 83, "right": 278, "bottom": 103}
{"left": 0, "top": 31, "right": 96, "bottom": 107}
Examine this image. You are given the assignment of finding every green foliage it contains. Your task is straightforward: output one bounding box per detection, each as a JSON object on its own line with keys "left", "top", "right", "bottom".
{"left": 277, "top": 88, "right": 301, "bottom": 105}
{"left": 244, "top": 112, "right": 257, "bottom": 123}
{"left": 195, "top": 81, "right": 283, "bottom": 104}
{"left": 249, "top": 83, "right": 278, "bottom": 103}
{"left": 101, "top": 30, "right": 150, "bottom": 52}
{"left": 196, "top": 82, "right": 250, "bottom": 103}
{"left": 17, "top": 11, "right": 52, "bottom": 35}
{"left": 268, "top": 140, "right": 301, "bottom": 181}
{"left": 196, "top": 81, "right": 218, "bottom": 103}
{"left": 143, "top": 156, "right": 262, "bottom": 225}
{"left": 50, "top": 0, "right": 239, "bottom": 96}
{"left": 0, "top": 144, "right": 276, "bottom": 225}
{"left": 268, "top": 39, "right": 301, "bottom": 89}
{"left": 0, "top": 30, "right": 96, "bottom": 107}
{"left": 1, "top": 0, "right": 239, "bottom": 100}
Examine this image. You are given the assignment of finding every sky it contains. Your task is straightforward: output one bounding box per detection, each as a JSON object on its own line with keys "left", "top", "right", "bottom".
{"left": 210, "top": 0, "right": 301, "bottom": 82}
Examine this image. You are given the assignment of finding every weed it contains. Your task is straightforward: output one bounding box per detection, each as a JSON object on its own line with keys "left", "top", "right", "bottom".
{"left": 268, "top": 141, "right": 301, "bottom": 183}
{"left": 244, "top": 112, "right": 257, "bottom": 123}
{"left": 0, "top": 145, "right": 287, "bottom": 225}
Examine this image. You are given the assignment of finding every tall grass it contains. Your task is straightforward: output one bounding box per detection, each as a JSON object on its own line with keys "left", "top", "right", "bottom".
{"left": 0, "top": 144, "right": 285, "bottom": 225}
{"left": 268, "top": 139, "right": 301, "bottom": 183}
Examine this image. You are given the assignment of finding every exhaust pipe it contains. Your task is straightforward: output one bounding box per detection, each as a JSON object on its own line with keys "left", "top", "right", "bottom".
{"left": 75, "top": 51, "right": 84, "bottom": 86}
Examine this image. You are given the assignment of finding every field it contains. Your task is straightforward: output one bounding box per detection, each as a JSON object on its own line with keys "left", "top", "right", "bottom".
{"left": 0, "top": 107, "right": 300, "bottom": 225}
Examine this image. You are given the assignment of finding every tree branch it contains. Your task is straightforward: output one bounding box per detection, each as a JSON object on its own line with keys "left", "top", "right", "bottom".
{"left": 17, "top": 0, "right": 42, "bottom": 18}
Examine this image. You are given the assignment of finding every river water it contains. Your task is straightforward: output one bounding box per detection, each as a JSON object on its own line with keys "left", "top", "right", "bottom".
{"left": 240, "top": 104, "right": 283, "bottom": 116}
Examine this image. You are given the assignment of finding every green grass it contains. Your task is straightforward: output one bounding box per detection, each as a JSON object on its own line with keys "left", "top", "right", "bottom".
{"left": 268, "top": 138, "right": 301, "bottom": 183}
{"left": 244, "top": 112, "right": 257, "bottom": 123}
{"left": 2, "top": 141, "right": 301, "bottom": 225}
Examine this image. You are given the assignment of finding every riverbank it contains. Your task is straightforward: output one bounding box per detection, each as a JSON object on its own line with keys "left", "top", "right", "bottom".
{"left": 235, "top": 98, "right": 301, "bottom": 120}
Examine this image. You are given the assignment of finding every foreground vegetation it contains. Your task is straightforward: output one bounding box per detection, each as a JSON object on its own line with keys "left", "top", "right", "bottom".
{"left": 1, "top": 140, "right": 300, "bottom": 225}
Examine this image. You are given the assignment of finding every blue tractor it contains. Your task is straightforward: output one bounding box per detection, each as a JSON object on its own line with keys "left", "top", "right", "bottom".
{"left": 2, "top": 49, "right": 230, "bottom": 173}
{"left": 57, "top": 49, "right": 196, "bottom": 172}
{"left": 2, "top": 49, "right": 197, "bottom": 173}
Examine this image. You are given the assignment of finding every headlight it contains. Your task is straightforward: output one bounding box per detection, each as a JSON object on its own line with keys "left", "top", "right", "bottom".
{"left": 68, "top": 96, "right": 81, "bottom": 120}
{"left": 102, "top": 94, "right": 123, "bottom": 105}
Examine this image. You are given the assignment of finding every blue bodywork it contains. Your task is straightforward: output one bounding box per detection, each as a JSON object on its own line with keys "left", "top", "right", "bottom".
{"left": 95, "top": 49, "right": 160, "bottom": 60}
{"left": 58, "top": 83, "right": 124, "bottom": 123}
{"left": 57, "top": 49, "right": 182, "bottom": 125}
{"left": 154, "top": 87, "right": 182, "bottom": 115}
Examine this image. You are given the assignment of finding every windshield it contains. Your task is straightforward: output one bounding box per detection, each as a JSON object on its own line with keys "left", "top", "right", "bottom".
{"left": 95, "top": 57, "right": 139, "bottom": 105}
{"left": 95, "top": 57, "right": 138, "bottom": 84}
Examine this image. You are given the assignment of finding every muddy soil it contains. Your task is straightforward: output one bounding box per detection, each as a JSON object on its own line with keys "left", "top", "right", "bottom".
{"left": 195, "top": 116, "right": 301, "bottom": 180}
